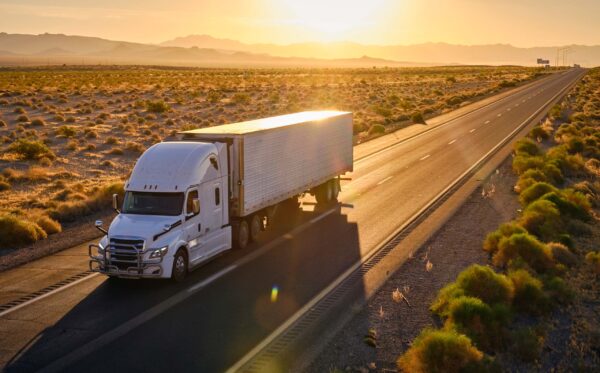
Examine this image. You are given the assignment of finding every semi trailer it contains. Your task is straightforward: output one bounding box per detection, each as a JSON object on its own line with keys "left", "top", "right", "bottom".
{"left": 89, "top": 111, "right": 353, "bottom": 281}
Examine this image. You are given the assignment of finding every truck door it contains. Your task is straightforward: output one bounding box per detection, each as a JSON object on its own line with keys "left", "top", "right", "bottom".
{"left": 199, "top": 179, "right": 227, "bottom": 257}
{"left": 184, "top": 188, "right": 204, "bottom": 264}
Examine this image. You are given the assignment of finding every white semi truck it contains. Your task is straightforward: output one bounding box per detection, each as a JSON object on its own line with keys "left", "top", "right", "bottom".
{"left": 89, "top": 111, "right": 353, "bottom": 281}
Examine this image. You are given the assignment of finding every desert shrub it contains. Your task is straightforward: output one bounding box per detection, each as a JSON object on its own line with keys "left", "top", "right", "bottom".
{"left": 483, "top": 222, "right": 527, "bottom": 256}
{"left": 0, "top": 119, "right": 6, "bottom": 127}
{"left": 515, "top": 169, "right": 547, "bottom": 192}
{"left": 231, "top": 93, "right": 250, "bottom": 105}
{"left": 512, "top": 155, "right": 544, "bottom": 175}
{"left": 125, "top": 141, "right": 144, "bottom": 154}
{"left": 444, "top": 296, "right": 510, "bottom": 350}
{"left": 494, "top": 233, "right": 554, "bottom": 273}
{"left": 566, "top": 136, "right": 585, "bottom": 154}
{"left": 56, "top": 125, "right": 77, "bottom": 137}
{"left": 50, "top": 183, "right": 124, "bottom": 222}
{"left": 8, "top": 139, "right": 55, "bottom": 160}
{"left": 585, "top": 251, "right": 600, "bottom": 274}
{"left": 368, "top": 124, "right": 386, "bottom": 135}
{"left": 397, "top": 329, "right": 484, "bottom": 373}
{"left": 508, "top": 269, "right": 549, "bottom": 314}
{"left": 519, "top": 182, "right": 558, "bottom": 206}
{"left": 0, "top": 214, "right": 47, "bottom": 247}
{"left": 514, "top": 138, "right": 541, "bottom": 156}
{"left": 30, "top": 118, "right": 45, "bottom": 126}
{"left": 541, "top": 190, "right": 590, "bottom": 221}
{"left": 547, "top": 242, "right": 577, "bottom": 267}
{"left": 32, "top": 214, "right": 62, "bottom": 235}
{"left": 16, "top": 114, "right": 29, "bottom": 122}
{"left": 528, "top": 126, "right": 549, "bottom": 140}
{"left": 108, "top": 147, "right": 124, "bottom": 155}
{"left": 511, "top": 328, "right": 544, "bottom": 362}
{"left": 411, "top": 111, "right": 426, "bottom": 124}
{"left": 14, "top": 107, "right": 25, "bottom": 114}
{"left": 541, "top": 276, "right": 573, "bottom": 304}
{"left": 541, "top": 163, "right": 564, "bottom": 185}
{"left": 519, "top": 200, "right": 563, "bottom": 241}
{"left": 0, "top": 180, "right": 10, "bottom": 191}
{"left": 432, "top": 265, "right": 513, "bottom": 316}
{"left": 146, "top": 100, "right": 170, "bottom": 113}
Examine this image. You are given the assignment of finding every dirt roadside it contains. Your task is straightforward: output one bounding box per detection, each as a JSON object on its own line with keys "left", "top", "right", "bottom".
{"left": 308, "top": 153, "right": 520, "bottom": 372}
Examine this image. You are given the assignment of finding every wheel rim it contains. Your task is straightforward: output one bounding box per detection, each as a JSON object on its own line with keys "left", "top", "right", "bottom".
{"left": 175, "top": 255, "right": 185, "bottom": 274}
{"left": 239, "top": 221, "right": 249, "bottom": 248}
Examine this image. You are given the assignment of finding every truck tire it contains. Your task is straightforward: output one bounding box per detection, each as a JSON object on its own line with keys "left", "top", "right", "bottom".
{"left": 249, "top": 214, "right": 262, "bottom": 242}
{"left": 233, "top": 220, "right": 250, "bottom": 250}
{"left": 171, "top": 249, "right": 188, "bottom": 282}
{"left": 331, "top": 178, "right": 340, "bottom": 201}
{"left": 315, "top": 180, "right": 333, "bottom": 205}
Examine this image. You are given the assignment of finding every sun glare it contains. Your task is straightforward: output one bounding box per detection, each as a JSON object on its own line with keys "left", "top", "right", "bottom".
{"left": 280, "top": 0, "right": 388, "bottom": 41}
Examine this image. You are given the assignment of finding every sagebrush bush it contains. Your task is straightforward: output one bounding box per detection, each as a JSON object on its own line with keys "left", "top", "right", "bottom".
{"left": 508, "top": 269, "right": 549, "bottom": 314}
{"left": 515, "top": 169, "right": 548, "bottom": 193}
{"left": 368, "top": 124, "right": 386, "bottom": 135}
{"left": 547, "top": 242, "right": 577, "bottom": 267}
{"left": 444, "top": 296, "right": 511, "bottom": 350}
{"left": 541, "top": 190, "right": 590, "bottom": 221}
{"left": 32, "top": 214, "right": 62, "bottom": 234}
{"left": 397, "top": 329, "right": 484, "bottom": 373}
{"left": 483, "top": 222, "right": 527, "bottom": 256}
{"left": 494, "top": 233, "right": 554, "bottom": 273}
{"left": 585, "top": 251, "right": 600, "bottom": 274}
{"left": 541, "top": 275, "right": 573, "bottom": 304}
{"left": 512, "top": 154, "right": 544, "bottom": 174}
{"left": 519, "top": 182, "right": 559, "bottom": 206}
{"left": 528, "top": 126, "right": 550, "bottom": 140}
{"left": 49, "top": 182, "right": 124, "bottom": 222}
{"left": 514, "top": 138, "right": 541, "bottom": 156}
{"left": 511, "top": 328, "right": 544, "bottom": 362}
{"left": 411, "top": 111, "right": 426, "bottom": 124}
{"left": 431, "top": 265, "right": 514, "bottom": 316}
{"left": 8, "top": 139, "right": 55, "bottom": 160}
{"left": 0, "top": 214, "right": 46, "bottom": 248}
{"left": 519, "top": 200, "right": 563, "bottom": 241}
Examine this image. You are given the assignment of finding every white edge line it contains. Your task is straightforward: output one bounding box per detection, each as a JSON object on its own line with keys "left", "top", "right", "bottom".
{"left": 376, "top": 176, "right": 393, "bottom": 186}
{"left": 419, "top": 154, "right": 430, "bottom": 161}
{"left": 188, "top": 265, "right": 237, "bottom": 292}
{"left": 0, "top": 273, "right": 99, "bottom": 318}
{"left": 225, "top": 70, "right": 582, "bottom": 373}
{"left": 308, "top": 208, "right": 336, "bottom": 224}
{"left": 448, "top": 139, "right": 457, "bottom": 145}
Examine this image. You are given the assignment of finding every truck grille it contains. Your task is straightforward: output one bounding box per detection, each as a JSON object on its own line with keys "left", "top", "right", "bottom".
{"left": 109, "top": 238, "right": 144, "bottom": 270}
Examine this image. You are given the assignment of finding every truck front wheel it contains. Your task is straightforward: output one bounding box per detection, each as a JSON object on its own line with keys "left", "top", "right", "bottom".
{"left": 171, "top": 249, "right": 188, "bottom": 282}
{"left": 233, "top": 220, "right": 250, "bottom": 250}
{"left": 315, "top": 180, "right": 334, "bottom": 205}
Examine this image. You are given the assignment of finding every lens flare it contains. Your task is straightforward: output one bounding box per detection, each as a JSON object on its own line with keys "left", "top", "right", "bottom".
{"left": 271, "top": 285, "right": 279, "bottom": 303}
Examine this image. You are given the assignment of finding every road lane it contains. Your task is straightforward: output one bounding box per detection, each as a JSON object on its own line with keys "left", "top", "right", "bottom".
{"left": 3, "top": 69, "right": 584, "bottom": 372}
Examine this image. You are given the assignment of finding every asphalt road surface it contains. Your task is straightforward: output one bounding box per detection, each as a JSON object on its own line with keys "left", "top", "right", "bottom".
{"left": 2, "top": 68, "right": 585, "bottom": 372}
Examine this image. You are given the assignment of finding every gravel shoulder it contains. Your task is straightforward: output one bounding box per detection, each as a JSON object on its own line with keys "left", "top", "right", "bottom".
{"left": 309, "top": 154, "right": 520, "bottom": 372}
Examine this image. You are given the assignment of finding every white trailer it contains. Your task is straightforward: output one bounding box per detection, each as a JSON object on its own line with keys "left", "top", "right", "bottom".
{"left": 89, "top": 111, "right": 353, "bottom": 281}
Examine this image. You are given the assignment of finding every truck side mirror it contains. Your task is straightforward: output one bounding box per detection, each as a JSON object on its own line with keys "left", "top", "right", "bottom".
{"left": 94, "top": 220, "right": 107, "bottom": 234}
{"left": 112, "top": 194, "right": 120, "bottom": 213}
{"left": 192, "top": 199, "right": 200, "bottom": 215}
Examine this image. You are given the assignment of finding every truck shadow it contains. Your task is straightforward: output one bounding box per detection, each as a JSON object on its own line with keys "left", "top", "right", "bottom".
{"left": 6, "top": 201, "right": 365, "bottom": 373}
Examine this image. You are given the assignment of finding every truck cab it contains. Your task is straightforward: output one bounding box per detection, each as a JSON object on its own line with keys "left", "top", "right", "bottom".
{"left": 89, "top": 141, "right": 231, "bottom": 280}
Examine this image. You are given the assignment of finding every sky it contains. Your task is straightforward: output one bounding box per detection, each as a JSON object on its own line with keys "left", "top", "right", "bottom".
{"left": 0, "top": 0, "right": 599, "bottom": 47}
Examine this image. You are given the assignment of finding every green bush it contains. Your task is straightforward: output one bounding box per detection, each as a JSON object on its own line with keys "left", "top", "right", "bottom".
{"left": 585, "top": 251, "right": 600, "bottom": 274}
{"left": 483, "top": 222, "right": 527, "bottom": 256}
{"left": 411, "top": 111, "right": 426, "bottom": 124}
{"left": 146, "top": 100, "right": 170, "bottom": 113}
{"left": 541, "top": 163, "right": 564, "bottom": 185}
{"left": 494, "top": 233, "right": 554, "bottom": 273}
{"left": 0, "top": 214, "right": 47, "bottom": 248}
{"left": 547, "top": 242, "right": 577, "bottom": 267}
{"left": 56, "top": 125, "right": 77, "bottom": 137}
{"left": 511, "top": 328, "right": 543, "bottom": 362}
{"left": 368, "top": 124, "right": 386, "bottom": 135}
{"left": 541, "top": 276, "right": 573, "bottom": 304}
{"left": 432, "top": 265, "right": 514, "bottom": 316}
{"left": 519, "top": 182, "right": 559, "bottom": 206}
{"left": 519, "top": 200, "right": 563, "bottom": 242}
{"left": 541, "top": 190, "right": 590, "bottom": 221}
{"left": 30, "top": 118, "right": 45, "bottom": 126}
{"left": 397, "top": 329, "right": 484, "bottom": 373}
{"left": 445, "top": 296, "right": 510, "bottom": 350}
{"left": 8, "top": 139, "right": 55, "bottom": 160}
{"left": 512, "top": 155, "right": 544, "bottom": 175}
{"left": 528, "top": 126, "right": 549, "bottom": 140}
{"left": 514, "top": 138, "right": 541, "bottom": 156}
{"left": 508, "top": 269, "right": 549, "bottom": 314}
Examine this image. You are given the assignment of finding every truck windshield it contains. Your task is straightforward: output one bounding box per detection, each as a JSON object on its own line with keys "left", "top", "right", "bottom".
{"left": 122, "top": 192, "right": 184, "bottom": 216}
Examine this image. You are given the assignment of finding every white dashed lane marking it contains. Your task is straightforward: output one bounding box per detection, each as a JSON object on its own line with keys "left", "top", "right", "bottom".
{"left": 469, "top": 128, "right": 476, "bottom": 133}
{"left": 419, "top": 154, "right": 431, "bottom": 161}
{"left": 448, "top": 139, "right": 457, "bottom": 145}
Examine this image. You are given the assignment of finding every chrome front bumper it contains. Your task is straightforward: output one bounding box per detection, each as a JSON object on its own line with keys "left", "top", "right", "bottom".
{"left": 88, "top": 243, "right": 164, "bottom": 278}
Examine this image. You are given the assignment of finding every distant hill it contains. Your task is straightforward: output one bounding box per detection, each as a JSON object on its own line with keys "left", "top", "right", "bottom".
{"left": 1, "top": 32, "right": 599, "bottom": 67}
{"left": 162, "top": 34, "right": 600, "bottom": 67}
{"left": 0, "top": 32, "right": 433, "bottom": 67}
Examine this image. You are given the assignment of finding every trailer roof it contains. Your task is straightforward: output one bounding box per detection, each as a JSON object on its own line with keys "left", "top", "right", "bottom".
{"left": 180, "top": 110, "right": 351, "bottom": 136}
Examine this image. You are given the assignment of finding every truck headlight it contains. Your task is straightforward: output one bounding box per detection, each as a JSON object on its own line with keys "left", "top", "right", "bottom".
{"left": 149, "top": 246, "right": 168, "bottom": 259}
{"left": 97, "top": 242, "right": 105, "bottom": 255}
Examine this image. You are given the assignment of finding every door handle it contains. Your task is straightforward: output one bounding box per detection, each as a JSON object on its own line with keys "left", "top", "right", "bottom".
{"left": 198, "top": 223, "right": 202, "bottom": 232}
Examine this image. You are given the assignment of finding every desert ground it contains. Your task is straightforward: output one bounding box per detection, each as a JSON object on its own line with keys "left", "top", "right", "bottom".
{"left": 0, "top": 65, "right": 549, "bottom": 251}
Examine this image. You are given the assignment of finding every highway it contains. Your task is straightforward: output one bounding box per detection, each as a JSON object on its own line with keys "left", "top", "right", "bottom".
{"left": 0, "top": 68, "right": 585, "bottom": 372}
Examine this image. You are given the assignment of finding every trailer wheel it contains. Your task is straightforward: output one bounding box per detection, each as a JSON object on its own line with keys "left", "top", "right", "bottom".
{"left": 249, "top": 214, "right": 262, "bottom": 242}
{"left": 171, "top": 249, "right": 188, "bottom": 282}
{"left": 233, "top": 220, "right": 250, "bottom": 250}
{"left": 331, "top": 178, "right": 340, "bottom": 202}
{"left": 315, "top": 180, "right": 333, "bottom": 205}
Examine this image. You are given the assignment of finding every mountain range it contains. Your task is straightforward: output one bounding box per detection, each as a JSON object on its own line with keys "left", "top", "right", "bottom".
{"left": 1, "top": 32, "right": 599, "bottom": 67}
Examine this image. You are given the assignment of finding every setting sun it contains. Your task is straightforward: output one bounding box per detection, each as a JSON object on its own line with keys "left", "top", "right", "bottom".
{"left": 278, "top": 0, "right": 388, "bottom": 41}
